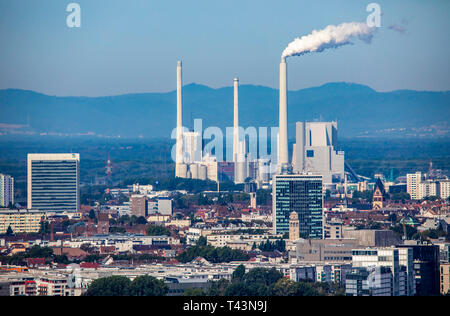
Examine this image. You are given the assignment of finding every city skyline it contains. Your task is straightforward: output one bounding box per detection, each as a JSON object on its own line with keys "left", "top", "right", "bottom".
{"left": 0, "top": 0, "right": 449, "bottom": 300}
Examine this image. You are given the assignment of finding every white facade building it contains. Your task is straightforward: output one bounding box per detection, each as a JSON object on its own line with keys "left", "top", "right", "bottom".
{"left": 0, "top": 174, "right": 14, "bottom": 207}
{"left": 27, "top": 154, "right": 80, "bottom": 212}
{"left": 440, "top": 180, "right": 450, "bottom": 200}
{"left": 294, "top": 122, "right": 345, "bottom": 184}
{"left": 407, "top": 172, "right": 423, "bottom": 200}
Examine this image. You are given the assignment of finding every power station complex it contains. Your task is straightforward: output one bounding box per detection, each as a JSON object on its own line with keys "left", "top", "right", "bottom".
{"left": 173, "top": 57, "right": 350, "bottom": 238}
{"left": 173, "top": 59, "right": 345, "bottom": 188}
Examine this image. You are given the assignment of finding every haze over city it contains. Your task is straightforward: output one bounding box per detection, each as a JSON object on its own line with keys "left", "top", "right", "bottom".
{"left": 0, "top": 0, "right": 449, "bottom": 96}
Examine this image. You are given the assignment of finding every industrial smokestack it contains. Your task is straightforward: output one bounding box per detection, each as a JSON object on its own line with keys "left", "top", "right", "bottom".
{"left": 277, "top": 22, "right": 376, "bottom": 174}
{"left": 278, "top": 57, "right": 289, "bottom": 171}
{"left": 175, "top": 60, "right": 185, "bottom": 177}
{"left": 233, "top": 78, "right": 239, "bottom": 162}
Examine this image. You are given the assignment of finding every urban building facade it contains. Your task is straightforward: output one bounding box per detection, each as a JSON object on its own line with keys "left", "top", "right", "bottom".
{"left": 131, "top": 195, "right": 148, "bottom": 218}
{"left": 351, "top": 247, "right": 415, "bottom": 296}
{"left": 293, "top": 122, "right": 345, "bottom": 184}
{"left": 0, "top": 174, "right": 14, "bottom": 208}
{"left": 272, "top": 174, "right": 323, "bottom": 237}
{"left": 397, "top": 244, "right": 441, "bottom": 296}
{"left": 27, "top": 154, "right": 80, "bottom": 212}
{"left": 0, "top": 210, "right": 45, "bottom": 234}
{"left": 407, "top": 172, "right": 423, "bottom": 200}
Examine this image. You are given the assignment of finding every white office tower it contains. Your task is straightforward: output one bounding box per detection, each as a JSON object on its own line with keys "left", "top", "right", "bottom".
{"left": 407, "top": 172, "right": 423, "bottom": 200}
{"left": 27, "top": 154, "right": 80, "bottom": 212}
{"left": 278, "top": 57, "right": 289, "bottom": 173}
{"left": 175, "top": 60, "right": 187, "bottom": 178}
{"left": 294, "top": 121, "right": 345, "bottom": 184}
{"left": 0, "top": 174, "right": 14, "bottom": 207}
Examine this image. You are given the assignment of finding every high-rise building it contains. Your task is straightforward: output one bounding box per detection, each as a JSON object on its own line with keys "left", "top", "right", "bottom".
{"left": 294, "top": 122, "right": 345, "bottom": 184}
{"left": 0, "top": 174, "right": 14, "bottom": 208}
{"left": 397, "top": 244, "right": 440, "bottom": 296}
{"left": 131, "top": 195, "right": 148, "bottom": 218}
{"left": 418, "top": 180, "right": 439, "bottom": 199}
{"left": 272, "top": 174, "right": 323, "bottom": 237}
{"left": 27, "top": 154, "right": 80, "bottom": 212}
{"left": 351, "top": 247, "right": 415, "bottom": 296}
{"left": 407, "top": 172, "right": 423, "bottom": 200}
{"left": 439, "top": 180, "right": 450, "bottom": 200}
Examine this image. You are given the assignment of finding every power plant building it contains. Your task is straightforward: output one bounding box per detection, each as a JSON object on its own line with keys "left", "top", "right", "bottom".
{"left": 294, "top": 121, "right": 345, "bottom": 184}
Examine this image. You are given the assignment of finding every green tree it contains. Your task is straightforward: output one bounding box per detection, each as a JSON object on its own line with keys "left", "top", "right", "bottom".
{"left": 197, "top": 236, "right": 207, "bottom": 246}
{"left": 146, "top": 225, "right": 170, "bottom": 236}
{"left": 54, "top": 255, "right": 70, "bottom": 264}
{"left": 206, "top": 279, "right": 230, "bottom": 296}
{"left": 183, "top": 288, "right": 205, "bottom": 296}
{"left": 28, "top": 245, "right": 53, "bottom": 258}
{"left": 109, "top": 227, "right": 126, "bottom": 234}
{"left": 38, "top": 220, "right": 50, "bottom": 235}
{"left": 128, "top": 275, "right": 168, "bottom": 296}
{"left": 89, "top": 209, "right": 96, "bottom": 220}
{"left": 84, "top": 254, "right": 103, "bottom": 263}
{"left": 272, "top": 278, "right": 299, "bottom": 296}
{"left": 5, "top": 225, "right": 13, "bottom": 236}
{"left": 232, "top": 264, "right": 246, "bottom": 281}
{"left": 136, "top": 216, "right": 147, "bottom": 225}
{"left": 84, "top": 276, "right": 131, "bottom": 296}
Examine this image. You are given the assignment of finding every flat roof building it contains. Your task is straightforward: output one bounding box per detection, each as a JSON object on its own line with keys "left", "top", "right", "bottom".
{"left": 0, "top": 210, "right": 45, "bottom": 234}
{"left": 0, "top": 174, "right": 14, "bottom": 208}
{"left": 272, "top": 174, "right": 323, "bottom": 238}
{"left": 27, "top": 154, "right": 80, "bottom": 212}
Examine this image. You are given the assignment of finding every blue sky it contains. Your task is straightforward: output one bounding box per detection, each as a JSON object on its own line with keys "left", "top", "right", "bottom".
{"left": 0, "top": 0, "right": 449, "bottom": 96}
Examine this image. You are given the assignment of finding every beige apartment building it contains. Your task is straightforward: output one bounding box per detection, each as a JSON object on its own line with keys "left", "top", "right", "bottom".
{"left": 0, "top": 210, "right": 45, "bottom": 234}
{"left": 441, "top": 263, "right": 450, "bottom": 295}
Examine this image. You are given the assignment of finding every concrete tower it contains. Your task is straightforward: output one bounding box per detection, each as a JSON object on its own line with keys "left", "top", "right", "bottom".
{"left": 233, "top": 78, "right": 239, "bottom": 162}
{"left": 289, "top": 211, "right": 300, "bottom": 242}
{"left": 175, "top": 60, "right": 186, "bottom": 178}
{"left": 278, "top": 57, "right": 289, "bottom": 173}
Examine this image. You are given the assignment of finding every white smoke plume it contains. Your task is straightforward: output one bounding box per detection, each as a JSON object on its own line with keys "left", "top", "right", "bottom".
{"left": 282, "top": 22, "right": 376, "bottom": 59}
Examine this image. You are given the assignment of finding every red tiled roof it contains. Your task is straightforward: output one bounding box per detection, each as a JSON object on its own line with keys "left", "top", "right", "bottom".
{"left": 80, "top": 262, "right": 100, "bottom": 269}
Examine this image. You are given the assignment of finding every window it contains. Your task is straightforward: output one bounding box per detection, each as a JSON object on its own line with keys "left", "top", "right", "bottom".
{"left": 306, "top": 150, "right": 314, "bottom": 158}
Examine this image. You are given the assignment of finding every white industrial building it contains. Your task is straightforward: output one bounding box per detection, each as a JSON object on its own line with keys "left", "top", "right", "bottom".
{"left": 293, "top": 121, "right": 345, "bottom": 184}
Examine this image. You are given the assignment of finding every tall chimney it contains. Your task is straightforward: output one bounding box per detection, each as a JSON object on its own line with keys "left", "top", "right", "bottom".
{"left": 175, "top": 61, "right": 184, "bottom": 177}
{"left": 233, "top": 78, "right": 239, "bottom": 162}
{"left": 278, "top": 57, "right": 289, "bottom": 171}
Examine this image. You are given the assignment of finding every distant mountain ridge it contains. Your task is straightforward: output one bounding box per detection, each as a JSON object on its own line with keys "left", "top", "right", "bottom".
{"left": 0, "top": 82, "right": 449, "bottom": 138}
